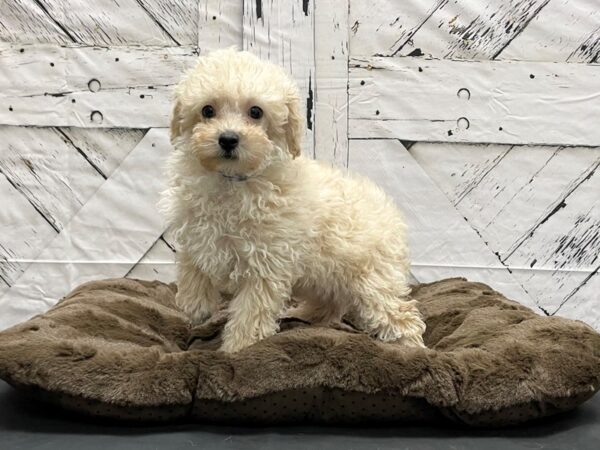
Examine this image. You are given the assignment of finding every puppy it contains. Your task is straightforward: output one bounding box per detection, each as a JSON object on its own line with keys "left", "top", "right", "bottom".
{"left": 160, "top": 48, "right": 426, "bottom": 353}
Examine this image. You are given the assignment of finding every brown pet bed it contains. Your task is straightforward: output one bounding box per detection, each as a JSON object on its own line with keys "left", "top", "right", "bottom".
{"left": 0, "top": 277, "right": 599, "bottom": 427}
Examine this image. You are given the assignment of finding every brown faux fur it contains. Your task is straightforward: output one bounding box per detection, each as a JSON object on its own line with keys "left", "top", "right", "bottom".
{"left": 0, "top": 277, "right": 598, "bottom": 426}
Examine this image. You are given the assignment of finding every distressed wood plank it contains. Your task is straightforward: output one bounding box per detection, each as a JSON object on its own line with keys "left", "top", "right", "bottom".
{"left": 409, "top": 142, "right": 600, "bottom": 324}
{"left": 0, "top": 127, "right": 145, "bottom": 295}
{"left": 0, "top": 172, "right": 56, "bottom": 293}
{"left": 0, "top": 125, "right": 133, "bottom": 291}
{"left": 499, "top": 0, "right": 600, "bottom": 62}
{"left": 58, "top": 128, "right": 146, "bottom": 178}
{"left": 411, "top": 145, "right": 600, "bottom": 255}
{"left": 243, "top": 0, "right": 316, "bottom": 156}
{"left": 348, "top": 0, "right": 445, "bottom": 57}
{"left": 394, "top": 0, "right": 551, "bottom": 59}
{"left": 198, "top": 0, "right": 243, "bottom": 51}
{"left": 136, "top": 0, "right": 198, "bottom": 45}
{"left": 377, "top": 0, "right": 599, "bottom": 64}
{"left": 0, "top": 128, "right": 170, "bottom": 330}
{"left": 349, "top": 57, "right": 600, "bottom": 146}
{"left": 0, "top": 44, "right": 197, "bottom": 127}
{"left": 371, "top": 0, "right": 600, "bottom": 323}
{"left": 348, "top": 139, "right": 538, "bottom": 310}
{"left": 503, "top": 167, "right": 600, "bottom": 314}
{"left": 35, "top": 0, "right": 182, "bottom": 46}
{"left": 314, "top": 0, "right": 349, "bottom": 167}
{"left": 126, "top": 237, "right": 176, "bottom": 283}
{"left": 554, "top": 269, "right": 599, "bottom": 327}
{"left": 568, "top": 27, "right": 600, "bottom": 64}
{"left": 0, "top": 0, "right": 72, "bottom": 44}
{"left": 0, "top": 126, "right": 106, "bottom": 233}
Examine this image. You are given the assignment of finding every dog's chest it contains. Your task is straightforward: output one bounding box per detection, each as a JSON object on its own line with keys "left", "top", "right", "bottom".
{"left": 181, "top": 191, "right": 301, "bottom": 290}
{"left": 185, "top": 211, "right": 252, "bottom": 286}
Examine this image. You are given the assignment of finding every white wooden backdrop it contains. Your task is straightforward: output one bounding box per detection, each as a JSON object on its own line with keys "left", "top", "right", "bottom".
{"left": 0, "top": 0, "right": 598, "bottom": 330}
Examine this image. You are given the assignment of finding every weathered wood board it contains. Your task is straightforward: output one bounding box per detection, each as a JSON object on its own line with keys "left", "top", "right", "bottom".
{"left": 0, "top": 0, "right": 197, "bottom": 46}
{"left": 499, "top": 0, "right": 600, "bottom": 62}
{"left": 243, "top": 0, "right": 316, "bottom": 155}
{"left": 409, "top": 143, "right": 599, "bottom": 318}
{"left": 0, "top": 44, "right": 197, "bottom": 128}
{"left": 349, "top": 0, "right": 446, "bottom": 58}
{"left": 198, "top": 0, "right": 243, "bottom": 50}
{"left": 348, "top": 139, "right": 538, "bottom": 311}
{"left": 0, "top": 0, "right": 73, "bottom": 44}
{"left": 126, "top": 236, "right": 176, "bottom": 283}
{"left": 0, "top": 129, "right": 170, "bottom": 330}
{"left": 0, "top": 126, "right": 144, "bottom": 293}
{"left": 314, "top": 0, "right": 349, "bottom": 167}
{"left": 349, "top": 57, "right": 600, "bottom": 146}
{"left": 360, "top": 0, "right": 600, "bottom": 325}
{"left": 390, "top": 0, "right": 553, "bottom": 60}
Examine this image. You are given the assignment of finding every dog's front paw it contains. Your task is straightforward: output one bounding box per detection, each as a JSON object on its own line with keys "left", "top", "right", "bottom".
{"left": 175, "top": 292, "right": 218, "bottom": 325}
{"left": 370, "top": 315, "right": 427, "bottom": 348}
{"left": 397, "top": 333, "right": 427, "bottom": 348}
{"left": 219, "top": 321, "right": 278, "bottom": 353}
{"left": 190, "top": 308, "right": 214, "bottom": 325}
{"left": 219, "top": 337, "right": 253, "bottom": 354}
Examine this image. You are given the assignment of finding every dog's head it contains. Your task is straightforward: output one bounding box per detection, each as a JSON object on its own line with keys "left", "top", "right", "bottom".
{"left": 170, "top": 48, "right": 304, "bottom": 178}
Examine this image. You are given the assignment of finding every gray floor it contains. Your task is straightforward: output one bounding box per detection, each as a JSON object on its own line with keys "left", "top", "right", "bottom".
{"left": 1, "top": 381, "right": 598, "bottom": 450}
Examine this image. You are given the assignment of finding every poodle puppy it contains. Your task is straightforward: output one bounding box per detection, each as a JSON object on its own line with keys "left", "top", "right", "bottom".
{"left": 160, "top": 48, "right": 426, "bottom": 353}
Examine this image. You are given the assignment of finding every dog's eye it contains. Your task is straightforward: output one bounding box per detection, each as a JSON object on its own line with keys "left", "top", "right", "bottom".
{"left": 201, "top": 105, "right": 215, "bottom": 118}
{"left": 248, "top": 106, "right": 263, "bottom": 119}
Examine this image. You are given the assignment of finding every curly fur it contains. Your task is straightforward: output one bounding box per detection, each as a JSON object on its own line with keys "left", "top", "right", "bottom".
{"left": 159, "top": 48, "right": 426, "bottom": 352}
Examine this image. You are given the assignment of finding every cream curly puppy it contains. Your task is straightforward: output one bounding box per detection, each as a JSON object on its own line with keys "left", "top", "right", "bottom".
{"left": 160, "top": 48, "right": 425, "bottom": 353}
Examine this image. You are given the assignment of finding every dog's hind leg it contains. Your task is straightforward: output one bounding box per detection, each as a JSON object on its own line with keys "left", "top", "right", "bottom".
{"left": 350, "top": 276, "right": 426, "bottom": 348}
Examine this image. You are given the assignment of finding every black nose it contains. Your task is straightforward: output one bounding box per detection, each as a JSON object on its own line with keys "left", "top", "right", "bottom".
{"left": 218, "top": 132, "right": 239, "bottom": 153}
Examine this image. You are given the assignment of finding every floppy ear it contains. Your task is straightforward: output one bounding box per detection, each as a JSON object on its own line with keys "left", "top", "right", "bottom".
{"left": 284, "top": 89, "right": 304, "bottom": 159}
{"left": 170, "top": 100, "right": 183, "bottom": 145}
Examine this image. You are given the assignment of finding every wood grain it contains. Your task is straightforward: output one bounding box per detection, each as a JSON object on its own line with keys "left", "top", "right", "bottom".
{"left": 348, "top": 139, "right": 538, "bottom": 311}
{"left": 0, "top": 0, "right": 73, "bottom": 44}
{"left": 381, "top": 0, "right": 600, "bottom": 323}
{"left": 34, "top": 0, "right": 183, "bottom": 46}
{"left": 349, "top": 0, "right": 446, "bottom": 57}
{"left": 410, "top": 144, "right": 600, "bottom": 255}
{"left": 243, "top": 0, "right": 316, "bottom": 156}
{"left": 554, "top": 265, "right": 600, "bottom": 328}
{"left": 136, "top": 0, "right": 198, "bottom": 45}
{"left": 504, "top": 165, "right": 600, "bottom": 314}
{"left": 198, "top": 0, "right": 243, "bottom": 51}
{"left": 364, "top": 0, "right": 600, "bottom": 64}
{"left": 409, "top": 142, "right": 600, "bottom": 321}
{"left": 314, "top": 0, "right": 349, "bottom": 167}
{"left": 0, "top": 44, "right": 197, "bottom": 127}
{"left": 126, "top": 236, "right": 176, "bottom": 283}
{"left": 349, "top": 57, "right": 600, "bottom": 146}
{"left": 392, "top": 0, "right": 551, "bottom": 59}
{"left": 58, "top": 128, "right": 146, "bottom": 178}
{"left": 0, "top": 126, "right": 105, "bottom": 233}
{"left": 0, "top": 128, "right": 170, "bottom": 330}
{"left": 0, "top": 173, "right": 56, "bottom": 294}
{"left": 499, "top": 0, "right": 600, "bottom": 62}
{"left": 0, "top": 127, "right": 143, "bottom": 292}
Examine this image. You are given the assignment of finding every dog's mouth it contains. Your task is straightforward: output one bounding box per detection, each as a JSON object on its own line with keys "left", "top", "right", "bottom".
{"left": 220, "top": 171, "right": 250, "bottom": 181}
{"left": 220, "top": 152, "right": 238, "bottom": 160}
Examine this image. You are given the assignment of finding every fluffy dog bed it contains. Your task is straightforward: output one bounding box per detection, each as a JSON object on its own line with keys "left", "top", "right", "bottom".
{"left": 0, "top": 277, "right": 598, "bottom": 427}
